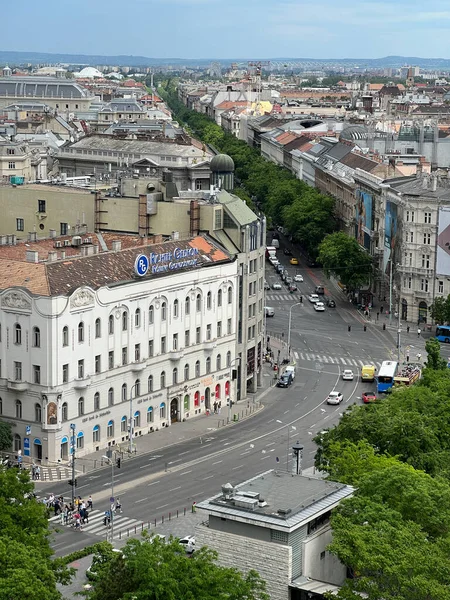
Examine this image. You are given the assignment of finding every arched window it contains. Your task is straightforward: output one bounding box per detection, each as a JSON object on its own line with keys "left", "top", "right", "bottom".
{"left": 207, "top": 291, "right": 212, "bottom": 310}
{"left": 62, "top": 402, "right": 68, "bottom": 421}
{"left": 108, "top": 388, "right": 114, "bottom": 406}
{"left": 34, "top": 403, "right": 41, "bottom": 423}
{"left": 185, "top": 296, "right": 190, "bottom": 315}
{"left": 160, "top": 402, "right": 166, "bottom": 419}
{"left": 172, "top": 368, "right": 178, "bottom": 385}
{"left": 78, "top": 322, "right": 84, "bottom": 343}
{"left": 32, "top": 326, "right": 40, "bottom": 348}
{"left": 161, "top": 302, "right": 167, "bottom": 321}
{"left": 184, "top": 363, "right": 190, "bottom": 381}
{"left": 15, "top": 399, "right": 22, "bottom": 419}
{"left": 107, "top": 420, "right": 114, "bottom": 438}
{"left": 215, "top": 383, "right": 221, "bottom": 399}
{"left": 173, "top": 299, "right": 179, "bottom": 318}
{"left": 13, "top": 433, "right": 21, "bottom": 453}
{"left": 195, "top": 360, "right": 200, "bottom": 378}
{"left": 122, "top": 311, "right": 128, "bottom": 331}
{"left": 149, "top": 305, "right": 154, "bottom": 324}
{"left": 121, "top": 383, "right": 127, "bottom": 402}
{"left": 194, "top": 391, "right": 200, "bottom": 407}
{"left": 216, "top": 354, "right": 222, "bottom": 371}
{"left": 160, "top": 371, "right": 166, "bottom": 388}
{"left": 78, "top": 397, "right": 84, "bottom": 416}
{"left": 62, "top": 326, "right": 69, "bottom": 347}
{"left": 94, "top": 392, "right": 100, "bottom": 411}
{"left": 206, "top": 357, "right": 211, "bottom": 374}
{"left": 108, "top": 315, "right": 114, "bottom": 334}
{"left": 135, "top": 379, "right": 141, "bottom": 397}
{"left": 218, "top": 289, "right": 222, "bottom": 307}
{"left": 95, "top": 318, "right": 101, "bottom": 338}
{"left": 135, "top": 308, "right": 141, "bottom": 328}
{"left": 228, "top": 286, "right": 233, "bottom": 304}
{"left": 184, "top": 394, "right": 190, "bottom": 411}
{"left": 148, "top": 375, "right": 153, "bottom": 392}
{"left": 147, "top": 406, "right": 154, "bottom": 423}
{"left": 93, "top": 425, "right": 100, "bottom": 443}
{"left": 226, "top": 351, "right": 231, "bottom": 367}
{"left": 196, "top": 294, "right": 201, "bottom": 312}
{"left": 14, "top": 323, "right": 22, "bottom": 345}
{"left": 134, "top": 411, "right": 141, "bottom": 428}
{"left": 121, "top": 416, "right": 127, "bottom": 433}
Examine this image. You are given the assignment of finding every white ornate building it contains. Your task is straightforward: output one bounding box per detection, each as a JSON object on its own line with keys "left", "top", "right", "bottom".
{"left": 0, "top": 232, "right": 237, "bottom": 463}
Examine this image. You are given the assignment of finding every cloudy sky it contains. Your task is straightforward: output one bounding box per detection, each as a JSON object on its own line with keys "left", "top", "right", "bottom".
{"left": 4, "top": 0, "right": 450, "bottom": 59}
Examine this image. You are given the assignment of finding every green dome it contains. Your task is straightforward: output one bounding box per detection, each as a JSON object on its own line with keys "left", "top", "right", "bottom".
{"left": 210, "top": 153, "right": 235, "bottom": 172}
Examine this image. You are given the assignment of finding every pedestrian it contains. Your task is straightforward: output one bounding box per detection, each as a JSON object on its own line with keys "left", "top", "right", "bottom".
{"left": 218, "top": 401, "right": 221, "bottom": 415}
{"left": 417, "top": 353, "right": 422, "bottom": 362}
{"left": 407, "top": 326, "right": 410, "bottom": 334}
{"left": 417, "top": 327, "right": 421, "bottom": 338}
{"left": 191, "top": 501, "right": 197, "bottom": 513}
{"left": 87, "top": 495, "right": 93, "bottom": 510}
{"left": 406, "top": 354, "right": 410, "bottom": 363}
{"left": 376, "top": 312, "right": 379, "bottom": 320}
{"left": 115, "top": 499, "right": 122, "bottom": 514}
{"left": 35, "top": 466, "right": 40, "bottom": 480}
{"left": 380, "top": 305, "right": 384, "bottom": 314}
{"left": 103, "top": 511, "right": 111, "bottom": 527}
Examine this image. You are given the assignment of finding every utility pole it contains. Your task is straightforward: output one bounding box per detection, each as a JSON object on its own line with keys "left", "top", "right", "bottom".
{"left": 103, "top": 454, "right": 115, "bottom": 541}
{"left": 70, "top": 423, "right": 76, "bottom": 506}
{"left": 389, "top": 259, "right": 393, "bottom": 327}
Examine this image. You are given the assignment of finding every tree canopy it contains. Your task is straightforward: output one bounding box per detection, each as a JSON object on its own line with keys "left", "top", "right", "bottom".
{"left": 318, "top": 232, "right": 373, "bottom": 290}
{"left": 85, "top": 535, "right": 269, "bottom": 600}
{"left": 0, "top": 422, "right": 12, "bottom": 452}
{"left": 430, "top": 294, "right": 450, "bottom": 324}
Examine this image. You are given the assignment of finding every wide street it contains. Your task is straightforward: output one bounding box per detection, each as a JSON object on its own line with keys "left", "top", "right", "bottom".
{"left": 43, "top": 238, "right": 426, "bottom": 557}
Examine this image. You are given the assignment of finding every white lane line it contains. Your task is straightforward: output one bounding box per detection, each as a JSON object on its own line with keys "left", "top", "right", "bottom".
{"left": 283, "top": 410, "right": 290, "bottom": 414}
{"left": 168, "top": 459, "right": 181, "bottom": 464}
{"left": 135, "top": 497, "right": 148, "bottom": 504}
{"left": 212, "top": 460, "right": 222, "bottom": 465}
{"left": 261, "top": 455, "right": 271, "bottom": 460}
{"left": 155, "top": 503, "right": 169, "bottom": 510}
{"left": 178, "top": 451, "right": 189, "bottom": 456}
{"left": 147, "top": 481, "right": 160, "bottom": 487}
{"left": 202, "top": 475, "right": 214, "bottom": 480}
{"left": 340, "top": 358, "right": 346, "bottom": 364}
{"left": 267, "top": 418, "right": 275, "bottom": 423}
{"left": 179, "top": 470, "right": 192, "bottom": 476}
{"left": 240, "top": 451, "right": 251, "bottom": 456}
{"left": 266, "top": 442, "right": 275, "bottom": 447}
{"left": 169, "top": 486, "right": 182, "bottom": 492}
{"left": 232, "top": 464, "right": 244, "bottom": 470}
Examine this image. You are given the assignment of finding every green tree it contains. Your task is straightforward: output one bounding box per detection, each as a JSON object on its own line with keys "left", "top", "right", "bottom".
{"left": 0, "top": 422, "right": 12, "bottom": 452}
{"left": 318, "top": 232, "right": 373, "bottom": 290}
{"left": 425, "top": 338, "right": 448, "bottom": 370}
{"left": 86, "top": 536, "right": 269, "bottom": 600}
{"left": 430, "top": 295, "right": 450, "bottom": 324}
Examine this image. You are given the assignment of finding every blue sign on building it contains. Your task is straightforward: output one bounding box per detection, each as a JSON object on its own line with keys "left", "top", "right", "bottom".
{"left": 26, "top": 425, "right": 31, "bottom": 435}
{"left": 23, "top": 437, "right": 30, "bottom": 457}
{"left": 135, "top": 254, "right": 149, "bottom": 277}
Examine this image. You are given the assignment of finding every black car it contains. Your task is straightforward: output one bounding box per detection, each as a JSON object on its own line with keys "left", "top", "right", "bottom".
{"left": 277, "top": 373, "right": 293, "bottom": 388}
{"left": 276, "top": 264, "right": 284, "bottom": 274}
{"left": 326, "top": 298, "right": 336, "bottom": 308}
{"left": 283, "top": 248, "right": 292, "bottom": 256}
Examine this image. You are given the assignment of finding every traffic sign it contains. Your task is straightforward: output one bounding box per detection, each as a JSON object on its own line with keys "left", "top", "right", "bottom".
{"left": 134, "top": 254, "right": 149, "bottom": 277}
{"left": 110, "top": 496, "right": 115, "bottom": 504}
{"left": 25, "top": 425, "right": 31, "bottom": 435}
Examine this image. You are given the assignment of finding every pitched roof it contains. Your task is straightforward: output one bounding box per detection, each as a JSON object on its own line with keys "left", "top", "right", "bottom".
{"left": 215, "top": 100, "right": 248, "bottom": 110}
{"left": 339, "top": 152, "right": 379, "bottom": 173}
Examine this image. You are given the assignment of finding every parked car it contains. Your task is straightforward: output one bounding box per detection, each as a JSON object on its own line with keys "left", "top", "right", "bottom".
{"left": 264, "top": 280, "right": 270, "bottom": 290}
{"left": 290, "top": 257, "right": 299, "bottom": 265}
{"left": 285, "top": 276, "right": 293, "bottom": 285}
{"left": 314, "top": 302, "right": 325, "bottom": 312}
{"left": 362, "top": 391, "right": 377, "bottom": 403}
{"left": 342, "top": 370, "right": 354, "bottom": 380}
{"left": 276, "top": 264, "right": 284, "bottom": 274}
{"left": 277, "top": 373, "right": 293, "bottom": 388}
{"left": 326, "top": 298, "right": 336, "bottom": 308}
{"left": 326, "top": 391, "right": 343, "bottom": 405}
{"left": 272, "top": 282, "right": 282, "bottom": 290}
{"left": 283, "top": 248, "right": 292, "bottom": 256}
{"left": 269, "top": 257, "right": 279, "bottom": 267}
{"left": 264, "top": 306, "right": 275, "bottom": 317}
{"left": 288, "top": 283, "right": 298, "bottom": 292}
{"left": 315, "top": 285, "right": 325, "bottom": 295}
{"left": 282, "top": 272, "right": 289, "bottom": 282}
{"left": 308, "top": 294, "right": 320, "bottom": 303}
{"left": 179, "top": 535, "right": 196, "bottom": 554}
{"left": 294, "top": 274, "right": 304, "bottom": 282}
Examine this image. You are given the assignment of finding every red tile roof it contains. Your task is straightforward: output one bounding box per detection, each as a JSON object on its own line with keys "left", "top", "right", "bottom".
{"left": 215, "top": 101, "right": 248, "bottom": 110}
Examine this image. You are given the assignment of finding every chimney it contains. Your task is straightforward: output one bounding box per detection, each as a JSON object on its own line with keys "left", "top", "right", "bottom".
{"left": 61, "top": 250, "right": 66, "bottom": 259}
{"left": 112, "top": 240, "right": 122, "bottom": 252}
{"left": 422, "top": 175, "right": 428, "bottom": 189}
{"left": 49, "top": 229, "right": 56, "bottom": 238}
{"left": 0, "top": 236, "right": 6, "bottom": 246}
{"left": 47, "top": 251, "right": 57, "bottom": 262}
{"left": 28, "top": 232, "right": 37, "bottom": 242}
{"left": 86, "top": 245, "right": 95, "bottom": 256}
{"left": 26, "top": 250, "right": 39, "bottom": 263}
{"left": 431, "top": 175, "right": 438, "bottom": 192}
{"left": 80, "top": 246, "right": 89, "bottom": 256}
{"left": 11, "top": 235, "right": 16, "bottom": 245}
{"left": 93, "top": 245, "right": 99, "bottom": 254}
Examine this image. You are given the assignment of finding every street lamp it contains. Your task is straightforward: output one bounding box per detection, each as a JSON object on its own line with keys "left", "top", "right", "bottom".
{"left": 276, "top": 420, "right": 297, "bottom": 471}
{"left": 228, "top": 357, "right": 241, "bottom": 423}
{"left": 70, "top": 423, "right": 76, "bottom": 506}
{"left": 287, "top": 302, "right": 302, "bottom": 361}
{"left": 128, "top": 383, "right": 139, "bottom": 455}
{"left": 102, "top": 454, "right": 115, "bottom": 541}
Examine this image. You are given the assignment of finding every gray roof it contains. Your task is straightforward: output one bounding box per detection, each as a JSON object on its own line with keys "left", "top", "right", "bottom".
{"left": 0, "top": 76, "right": 92, "bottom": 99}
{"left": 324, "top": 142, "right": 353, "bottom": 162}
{"left": 217, "top": 189, "right": 258, "bottom": 226}
{"left": 389, "top": 177, "right": 450, "bottom": 200}
{"left": 196, "top": 469, "right": 354, "bottom": 532}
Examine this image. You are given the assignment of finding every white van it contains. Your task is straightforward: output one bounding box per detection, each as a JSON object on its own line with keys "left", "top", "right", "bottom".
{"left": 264, "top": 306, "right": 275, "bottom": 317}
{"left": 271, "top": 239, "right": 280, "bottom": 249}
{"left": 284, "top": 365, "right": 295, "bottom": 379}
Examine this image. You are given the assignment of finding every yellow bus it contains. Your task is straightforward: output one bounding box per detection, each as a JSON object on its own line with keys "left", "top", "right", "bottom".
{"left": 361, "top": 364, "right": 376, "bottom": 382}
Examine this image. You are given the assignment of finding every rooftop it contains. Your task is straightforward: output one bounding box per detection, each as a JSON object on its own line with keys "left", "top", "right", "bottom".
{"left": 197, "top": 469, "right": 354, "bottom": 531}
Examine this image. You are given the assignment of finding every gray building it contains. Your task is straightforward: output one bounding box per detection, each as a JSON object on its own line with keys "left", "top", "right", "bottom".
{"left": 196, "top": 469, "right": 354, "bottom": 600}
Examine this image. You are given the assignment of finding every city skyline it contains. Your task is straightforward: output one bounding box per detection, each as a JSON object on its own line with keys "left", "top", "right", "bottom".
{"left": 3, "top": 0, "right": 450, "bottom": 60}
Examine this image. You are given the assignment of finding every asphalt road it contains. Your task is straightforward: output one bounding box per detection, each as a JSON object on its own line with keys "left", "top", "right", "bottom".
{"left": 45, "top": 241, "right": 422, "bottom": 557}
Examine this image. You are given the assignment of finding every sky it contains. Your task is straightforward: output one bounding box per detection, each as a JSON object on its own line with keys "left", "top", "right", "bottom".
{"left": 4, "top": 0, "right": 450, "bottom": 59}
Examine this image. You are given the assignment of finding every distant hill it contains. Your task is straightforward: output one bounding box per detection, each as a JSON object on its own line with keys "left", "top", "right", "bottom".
{"left": 1, "top": 50, "right": 450, "bottom": 69}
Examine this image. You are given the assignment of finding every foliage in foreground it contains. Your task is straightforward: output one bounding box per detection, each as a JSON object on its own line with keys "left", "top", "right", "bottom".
{"left": 318, "top": 232, "right": 373, "bottom": 291}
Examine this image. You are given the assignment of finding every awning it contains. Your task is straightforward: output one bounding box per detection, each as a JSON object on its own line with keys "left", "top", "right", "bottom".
{"left": 61, "top": 436, "right": 68, "bottom": 444}
{"left": 33, "top": 438, "right": 42, "bottom": 445}
{"left": 93, "top": 425, "right": 99, "bottom": 432}
{"left": 290, "top": 577, "right": 340, "bottom": 596}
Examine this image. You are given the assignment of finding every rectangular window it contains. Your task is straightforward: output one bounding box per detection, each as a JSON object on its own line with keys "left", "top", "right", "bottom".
{"left": 196, "top": 327, "right": 201, "bottom": 344}
{"left": 8, "top": 162, "right": 15, "bottom": 169}
{"left": 60, "top": 223, "right": 68, "bottom": 236}
{"left": 62, "top": 363, "right": 69, "bottom": 383}
{"left": 108, "top": 351, "right": 114, "bottom": 369}
{"left": 38, "top": 200, "right": 46, "bottom": 213}
{"left": 135, "top": 343, "right": 141, "bottom": 361}
{"left": 439, "top": 280, "right": 444, "bottom": 294}
{"left": 409, "top": 231, "right": 414, "bottom": 243}
{"left": 161, "top": 336, "right": 166, "bottom": 354}
{"left": 408, "top": 277, "right": 412, "bottom": 289}
{"left": 148, "top": 340, "right": 154, "bottom": 357}
{"left": 422, "top": 254, "right": 430, "bottom": 269}
{"left": 14, "top": 361, "right": 22, "bottom": 381}
{"left": 424, "top": 212, "right": 432, "bottom": 224}
{"left": 421, "top": 279, "right": 429, "bottom": 292}
{"left": 217, "top": 321, "right": 222, "bottom": 337}
{"left": 16, "top": 218, "right": 24, "bottom": 231}
{"left": 172, "top": 334, "right": 178, "bottom": 351}
{"left": 206, "top": 324, "right": 212, "bottom": 341}
{"left": 424, "top": 233, "right": 431, "bottom": 244}
{"left": 95, "top": 355, "right": 101, "bottom": 374}
{"left": 122, "top": 347, "right": 128, "bottom": 365}
{"left": 33, "top": 365, "right": 41, "bottom": 384}
{"left": 78, "top": 359, "right": 84, "bottom": 378}
{"left": 227, "top": 318, "right": 232, "bottom": 335}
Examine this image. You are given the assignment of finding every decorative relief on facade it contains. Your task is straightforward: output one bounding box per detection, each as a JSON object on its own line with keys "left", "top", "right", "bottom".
{"left": 1, "top": 291, "right": 31, "bottom": 311}
{"left": 70, "top": 289, "right": 94, "bottom": 309}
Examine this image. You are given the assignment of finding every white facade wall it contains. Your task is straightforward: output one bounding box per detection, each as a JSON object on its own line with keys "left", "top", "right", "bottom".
{"left": 302, "top": 528, "right": 347, "bottom": 586}
{"left": 0, "top": 261, "right": 238, "bottom": 463}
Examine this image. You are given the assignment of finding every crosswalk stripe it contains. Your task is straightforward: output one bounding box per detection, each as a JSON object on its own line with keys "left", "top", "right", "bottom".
{"left": 293, "top": 351, "right": 299, "bottom": 359}
{"left": 48, "top": 509, "right": 145, "bottom": 538}
{"left": 340, "top": 358, "right": 346, "bottom": 364}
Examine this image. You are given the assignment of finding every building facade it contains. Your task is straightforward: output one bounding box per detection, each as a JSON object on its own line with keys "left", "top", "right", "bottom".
{"left": 0, "top": 233, "right": 238, "bottom": 463}
{"left": 0, "top": 76, "right": 94, "bottom": 111}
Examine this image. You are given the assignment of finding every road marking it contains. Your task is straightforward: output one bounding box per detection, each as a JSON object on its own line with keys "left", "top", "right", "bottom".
{"left": 232, "top": 464, "right": 244, "bottom": 470}
{"left": 283, "top": 410, "right": 289, "bottom": 414}
{"left": 178, "top": 451, "right": 189, "bottom": 456}
{"left": 202, "top": 475, "right": 214, "bottom": 480}
{"left": 240, "top": 450, "right": 250, "bottom": 455}
{"left": 135, "top": 497, "right": 148, "bottom": 504}
{"left": 168, "top": 459, "right": 181, "bottom": 464}
{"left": 169, "top": 486, "right": 182, "bottom": 492}
{"left": 155, "top": 503, "right": 169, "bottom": 510}
{"left": 179, "top": 470, "right": 192, "bottom": 476}
{"left": 267, "top": 418, "right": 274, "bottom": 423}
{"left": 147, "top": 480, "right": 160, "bottom": 487}
{"left": 261, "top": 455, "right": 271, "bottom": 460}
{"left": 266, "top": 442, "right": 275, "bottom": 447}
{"left": 212, "top": 460, "right": 222, "bottom": 465}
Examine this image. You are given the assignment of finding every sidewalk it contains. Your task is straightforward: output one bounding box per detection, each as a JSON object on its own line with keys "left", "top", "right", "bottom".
{"left": 38, "top": 361, "right": 280, "bottom": 484}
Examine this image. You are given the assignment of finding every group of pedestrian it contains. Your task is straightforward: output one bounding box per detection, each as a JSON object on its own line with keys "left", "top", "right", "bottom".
{"left": 30, "top": 463, "right": 41, "bottom": 480}
{"left": 212, "top": 401, "right": 222, "bottom": 414}
{"left": 43, "top": 494, "right": 94, "bottom": 530}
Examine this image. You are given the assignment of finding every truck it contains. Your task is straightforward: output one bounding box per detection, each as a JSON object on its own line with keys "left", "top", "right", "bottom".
{"left": 265, "top": 246, "right": 277, "bottom": 260}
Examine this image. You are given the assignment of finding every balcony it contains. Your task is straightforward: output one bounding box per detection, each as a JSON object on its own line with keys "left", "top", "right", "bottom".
{"left": 7, "top": 379, "right": 28, "bottom": 392}
{"left": 414, "top": 289, "right": 432, "bottom": 300}
{"left": 168, "top": 350, "right": 185, "bottom": 361}
{"left": 130, "top": 360, "right": 146, "bottom": 372}
{"left": 73, "top": 376, "right": 91, "bottom": 389}
{"left": 204, "top": 339, "right": 218, "bottom": 351}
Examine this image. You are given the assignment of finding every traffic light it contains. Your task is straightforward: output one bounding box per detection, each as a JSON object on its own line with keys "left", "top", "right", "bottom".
{"left": 116, "top": 457, "right": 121, "bottom": 469}
{"left": 67, "top": 479, "right": 78, "bottom": 487}
{"left": 232, "top": 369, "right": 237, "bottom": 380}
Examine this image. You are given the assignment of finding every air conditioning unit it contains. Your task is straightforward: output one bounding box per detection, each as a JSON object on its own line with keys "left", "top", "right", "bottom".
{"left": 54, "top": 241, "right": 63, "bottom": 248}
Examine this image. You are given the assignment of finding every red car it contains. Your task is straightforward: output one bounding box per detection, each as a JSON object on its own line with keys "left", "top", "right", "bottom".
{"left": 362, "top": 391, "right": 377, "bottom": 403}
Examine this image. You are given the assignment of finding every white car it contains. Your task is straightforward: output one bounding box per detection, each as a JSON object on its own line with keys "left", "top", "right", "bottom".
{"left": 314, "top": 302, "right": 325, "bottom": 312}
{"left": 179, "top": 535, "right": 196, "bottom": 553}
{"left": 308, "top": 293, "right": 320, "bottom": 303}
{"left": 326, "top": 391, "right": 343, "bottom": 405}
{"left": 294, "top": 274, "right": 304, "bottom": 282}
{"left": 272, "top": 282, "right": 282, "bottom": 290}
{"left": 269, "top": 257, "right": 279, "bottom": 267}
{"left": 342, "top": 370, "right": 354, "bottom": 381}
